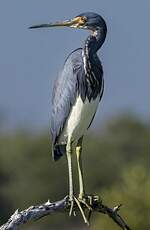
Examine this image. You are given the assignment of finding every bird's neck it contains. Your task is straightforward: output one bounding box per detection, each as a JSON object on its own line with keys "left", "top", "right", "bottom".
{"left": 83, "top": 27, "right": 107, "bottom": 59}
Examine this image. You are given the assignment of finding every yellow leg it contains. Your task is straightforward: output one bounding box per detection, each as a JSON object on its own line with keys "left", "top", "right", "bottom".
{"left": 76, "top": 137, "right": 85, "bottom": 199}
{"left": 66, "top": 137, "right": 91, "bottom": 224}
{"left": 66, "top": 137, "right": 74, "bottom": 215}
{"left": 76, "top": 138, "right": 93, "bottom": 212}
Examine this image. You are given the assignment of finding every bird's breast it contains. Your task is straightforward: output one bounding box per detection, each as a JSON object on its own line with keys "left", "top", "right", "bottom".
{"left": 58, "top": 95, "right": 100, "bottom": 144}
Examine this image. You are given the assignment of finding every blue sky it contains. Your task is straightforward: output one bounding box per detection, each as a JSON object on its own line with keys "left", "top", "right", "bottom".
{"left": 0, "top": 0, "right": 150, "bottom": 131}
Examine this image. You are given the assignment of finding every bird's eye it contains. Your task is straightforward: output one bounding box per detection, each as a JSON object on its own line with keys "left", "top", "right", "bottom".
{"left": 80, "top": 16, "right": 87, "bottom": 24}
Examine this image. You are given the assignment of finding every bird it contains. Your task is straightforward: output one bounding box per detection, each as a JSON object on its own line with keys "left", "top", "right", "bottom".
{"left": 29, "top": 12, "right": 107, "bottom": 224}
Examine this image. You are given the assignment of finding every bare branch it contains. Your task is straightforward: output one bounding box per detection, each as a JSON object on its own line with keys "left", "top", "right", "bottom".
{"left": 0, "top": 197, "right": 67, "bottom": 230}
{"left": 92, "top": 197, "right": 132, "bottom": 230}
{"left": 0, "top": 196, "right": 132, "bottom": 230}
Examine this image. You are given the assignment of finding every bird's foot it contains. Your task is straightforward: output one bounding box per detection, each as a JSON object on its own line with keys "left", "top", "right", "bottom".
{"left": 67, "top": 194, "right": 100, "bottom": 224}
{"left": 78, "top": 194, "right": 101, "bottom": 222}
{"left": 67, "top": 195, "right": 89, "bottom": 225}
{"left": 74, "top": 196, "right": 89, "bottom": 225}
{"left": 68, "top": 195, "right": 74, "bottom": 217}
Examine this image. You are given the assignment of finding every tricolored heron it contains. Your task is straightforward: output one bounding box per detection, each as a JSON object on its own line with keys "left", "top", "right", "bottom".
{"left": 29, "top": 12, "right": 107, "bottom": 223}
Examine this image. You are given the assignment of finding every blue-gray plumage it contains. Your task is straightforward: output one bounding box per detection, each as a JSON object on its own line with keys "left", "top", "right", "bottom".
{"left": 50, "top": 13, "right": 107, "bottom": 161}
{"left": 51, "top": 47, "right": 104, "bottom": 160}
{"left": 29, "top": 12, "right": 107, "bottom": 223}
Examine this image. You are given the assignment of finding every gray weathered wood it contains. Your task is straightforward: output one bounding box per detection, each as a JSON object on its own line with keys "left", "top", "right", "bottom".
{"left": 0, "top": 196, "right": 132, "bottom": 230}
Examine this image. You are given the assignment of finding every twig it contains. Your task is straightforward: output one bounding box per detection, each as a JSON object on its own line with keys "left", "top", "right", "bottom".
{"left": 92, "top": 197, "right": 132, "bottom": 230}
{"left": 0, "top": 196, "right": 132, "bottom": 230}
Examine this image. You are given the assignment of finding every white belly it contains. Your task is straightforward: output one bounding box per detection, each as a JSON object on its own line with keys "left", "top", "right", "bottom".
{"left": 58, "top": 95, "right": 100, "bottom": 144}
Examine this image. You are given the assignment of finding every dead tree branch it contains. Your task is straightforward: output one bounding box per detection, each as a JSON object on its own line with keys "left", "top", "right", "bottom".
{"left": 0, "top": 196, "right": 132, "bottom": 230}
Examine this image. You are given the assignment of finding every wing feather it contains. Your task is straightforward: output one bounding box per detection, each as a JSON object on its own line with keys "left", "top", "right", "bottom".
{"left": 50, "top": 48, "right": 83, "bottom": 146}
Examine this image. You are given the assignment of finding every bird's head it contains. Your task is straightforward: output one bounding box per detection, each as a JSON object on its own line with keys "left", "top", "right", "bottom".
{"left": 29, "top": 12, "right": 107, "bottom": 33}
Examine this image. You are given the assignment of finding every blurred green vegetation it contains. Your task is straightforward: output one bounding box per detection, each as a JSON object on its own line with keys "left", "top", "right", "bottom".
{"left": 0, "top": 114, "right": 150, "bottom": 229}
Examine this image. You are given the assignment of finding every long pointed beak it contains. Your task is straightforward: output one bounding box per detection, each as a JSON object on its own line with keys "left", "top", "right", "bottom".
{"left": 29, "top": 16, "right": 86, "bottom": 29}
{"left": 29, "top": 19, "right": 77, "bottom": 29}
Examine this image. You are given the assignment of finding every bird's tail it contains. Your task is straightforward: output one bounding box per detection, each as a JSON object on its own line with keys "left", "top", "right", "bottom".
{"left": 52, "top": 144, "right": 66, "bottom": 161}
